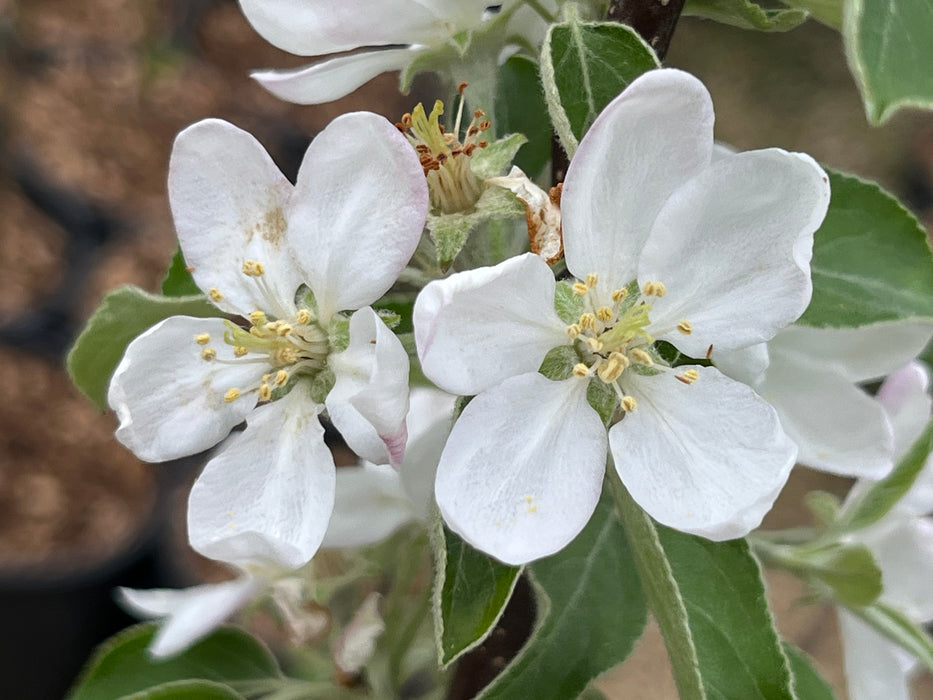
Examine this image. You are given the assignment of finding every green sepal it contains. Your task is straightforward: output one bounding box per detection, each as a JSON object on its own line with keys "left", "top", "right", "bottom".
{"left": 554, "top": 280, "right": 584, "bottom": 324}
{"left": 471, "top": 133, "right": 528, "bottom": 180}
{"left": 805, "top": 490, "right": 842, "bottom": 530}
{"left": 328, "top": 316, "right": 350, "bottom": 353}
{"left": 66, "top": 285, "right": 222, "bottom": 410}
{"left": 538, "top": 345, "right": 579, "bottom": 381}
{"left": 682, "top": 0, "right": 810, "bottom": 31}
{"left": 586, "top": 379, "right": 617, "bottom": 426}
{"left": 161, "top": 248, "right": 201, "bottom": 297}
{"left": 309, "top": 368, "right": 336, "bottom": 405}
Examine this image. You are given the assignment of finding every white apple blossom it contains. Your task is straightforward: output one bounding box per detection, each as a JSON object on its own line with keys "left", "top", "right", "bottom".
{"left": 716, "top": 321, "right": 933, "bottom": 479}
{"left": 238, "top": 0, "right": 546, "bottom": 105}
{"left": 414, "top": 68, "right": 831, "bottom": 565}
{"left": 836, "top": 361, "right": 933, "bottom": 700}
{"left": 108, "top": 113, "right": 428, "bottom": 570}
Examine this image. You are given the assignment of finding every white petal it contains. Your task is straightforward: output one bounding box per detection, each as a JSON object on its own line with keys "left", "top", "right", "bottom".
{"left": 252, "top": 48, "right": 421, "bottom": 106}
{"left": 323, "top": 464, "right": 414, "bottom": 548}
{"left": 758, "top": 353, "right": 894, "bottom": 478}
{"left": 288, "top": 112, "right": 428, "bottom": 319}
{"left": 414, "top": 253, "right": 568, "bottom": 395}
{"left": 612, "top": 366, "right": 795, "bottom": 540}
{"left": 838, "top": 609, "right": 914, "bottom": 700}
{"left": 712, "top": 342, "right": 770, "bottom": 388}
{"left": 399, "top": 389, "right": 457, "bottom": 518}
{"left": 239, "top": 0, "right": 455, "bottom": 56}
{"left": 562, "top": 69, "right": 713, "bottom": 296}
{"left": 642, "top": 149, "right": 830, "bottom": 358}
{"left": 118, "top": 578, "right": 263, "bottom": 658}
{"left": 767, "top": 320, "right": 933, "bottom": 383}
{"left": 865, "top": 515, "right": 933, "bottom": 620}
{"left": 108, "top": 317, "right": 261, "bottom": 462}
{"left": 188, "top": 384, "right": 335, "bottom": 569}
{"left": 435, "top": 373, "right": 606, "bottom": 565}
{"left": 880, "top": 362, "right": 933, "bottom": 513}
{"left": 168, "top": 119, "right": 301, "bottom": 318}
{"left": 326, "top": 307, "right": 410, "bottom": 467}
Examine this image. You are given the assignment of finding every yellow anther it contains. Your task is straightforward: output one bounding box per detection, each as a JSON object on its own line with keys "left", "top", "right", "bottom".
{"left": 242, "top": 259, "right": 265, "bottom": 276}
{"left": 195, "top": 333, "right": 211, "bottom": 345}
{"left": 258, "top": 383, "right": 272, "bottom": 401}
{"left": 677, "top": 319, "right": 693, "bottom": 335}
{"left": 249, "top": 326, "right": 265, "bottom": 338}
{"left": 572, "top": 363, "right": 591, "bottom": 378}
{"left": 572, "top": 282, "right": 589, "bottom": 296}
{"left": 596, "top": 306, "right": 614, "bottom": 322}
{"left": 621, "top": 396, "right": 638, "bottom": 412}
{"left": 566, "top": 323, "right": 582, "bottom": 339}
{"left": 274, "top": 370, "right": 289, "bottom": 386}
{"left": 224, "top": 388, "right": 241, "bottom": 402}
{"left": 676, "top": 369, "right": 700, "bottom": 385}
{"left": 528, "top": 504, "right": 538, "bottom": 513}
{"left": 585, "top": 273, "right": 598, "bottom": 288}
{"left": 611, "top": 288, "right": 628, "bottom": 303}
{"left": 524, "top": 495, "right": 534, "bottom": 502}
{"left": 250, "top": 311, "right": 267, "bottom": 327}
{"left": 233, "top": 346, "right": 248, "bottom": 357}
{"left": 200, "top": 347, "right": 217, "bottom": 361}
{"left": 579, "top": 313, "right": 596, "bottom": 330}
{"left": 208, "top": 288, "right": 223, "bottom": 302}
{"left": 586, "top": 336, "right": 603, "bottom": 352}
{"left": 276, "top": 323, "right": 292, "bottom": 337}
{"left": 265, "top": 320, "right": 281, "bottom": 333}
{"left": 642, "top": 280, "right": 667, "bottom": 297}
{"left": 630, "top": 348, "right": 654, "bottom": 366}
{"left": 296, "top": 309, "right": 312, "bottom": 325}
{"left": 597, "top": 352, "right": 630, "bottom": 383}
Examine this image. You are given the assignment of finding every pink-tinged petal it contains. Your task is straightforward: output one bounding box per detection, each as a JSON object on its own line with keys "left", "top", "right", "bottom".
{"left": 769, "top": 321, "right": 933, "bottom": 383}
{"left": 712, "top": 342, "right": 770, "bottom": 388}
{"left": 838, "top": 609, "right": 915, "bottom": 700}
{"left": 642, "top": 149, "right": 830, "bottom": 358}
{"left": 117, "top": 578, "right": 262, "bottom": 658}
{"left": 326, "top": 307, "right": 410, "bottom": 467}
{"left": 289, "top": 112, "right": 428, "bottom": 319}
{"left": 188, "top": 383, "right": 335, "bottom": 569}
{"left": 168, "top": 119, "right": 302, "bottom": 319}
{"left": 435, "top": 373, "right": 606, "bottom": 565}
{"left": 107, "top": 317, "right": 261, "bottom": 463}
{"left": 399, "top": 388, "right": 456, "bottom": 517}
{"left": 562, "top": 69, "right": 713, "bottom": 297}
{"left": 612, "top": 366, "right": 795, "bottom": 540}
{"left": 252, "top": 48, "right": 422, "bottom": 106}
{"left": 414, "top": 253, "right": 568, "bottom": 395}
{"left": 323, "top": 464, "right": 414, "bottom": 548}
{"left": 758, "top": 353, "right": 894, "bottom": 479}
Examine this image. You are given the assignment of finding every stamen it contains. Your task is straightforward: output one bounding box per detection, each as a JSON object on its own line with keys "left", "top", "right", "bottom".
{"left": 579, "top": 313, "right": 596, "bottom": 330}
{"left": 572, "top": 282, "right": 589, "bottom": 296}
{"left": 250, "top": 311, "right": 267, "bottom": 327}
{"left": 572, "top": 363, "right": 591, "bottom": 378}
{"left": 274, "top": 370, "right": 289, "bottom": 386}
{"left": 642, "top": 280, "right": 667, "bottom": 297}
{"left": 585, "top": 273, "right": 598, "bottom": 288}
{"left": 566, "top": 323, "right": 581, "bottom": 338}
{"left": 611, "top": 288, "right": 628, "bottom": 303}
{"left": 242, "top": 259, "right": 265, "bottom": 277}
{"left": 208, "top": 288, "right": 223, "bottom": 302}
{"left": 597, "top": 352, "right": 630, "bottom": 383}
{"left": 621, "top": 396, "right": 638, "bottom": 412}
{"left": 258, "top": 383, "right": 272, "bottom": 401}
{"left": 676, "top": 319, "right": 693, "bottom": 335}
{"left": 195, "top": 333, "right": 210, "bottom": 345}
{"left": 596, "top": 306, "right": 614, "bottom": 322}
{"left": 296, "top": 309, "right": 312, "bottom": 325}
{"left": 201, "top": 347, "right": 217, "bottom": 361}
{"left": 224, "top": 388, "right": 241, "bottom": 402}
{"left": 586, "top": 337, "right": 603, "bottom": 352}
{"left": 233, "top": 346, "right": 248, "bottom": 357}
{"left": 275, "top": 323, "right": 293, "bottom": 337}
{"left": 630, "top": 348, "right": 654, "bottom": 366}
{"left": 676, "top": 369, "right": 699, "bottom": 385}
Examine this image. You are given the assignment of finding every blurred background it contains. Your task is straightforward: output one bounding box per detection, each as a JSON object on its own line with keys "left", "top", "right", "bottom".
{"left": 0, "top": 1, "right": 932, "bottom": 698}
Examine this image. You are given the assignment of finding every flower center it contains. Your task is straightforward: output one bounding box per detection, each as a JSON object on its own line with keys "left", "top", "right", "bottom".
{"left": 395, "top": 83, "right": 491, "bottom": 215}
{"left": 196, "top": 259, "right": 332, "bottom": 404}
{"left": 565, "top": 273, "right": 696, "bottom": 413}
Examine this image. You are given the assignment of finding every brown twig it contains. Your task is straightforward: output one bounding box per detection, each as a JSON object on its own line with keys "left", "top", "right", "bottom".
{"left": 607, "top": 0, "right": 687, "bottom": 61}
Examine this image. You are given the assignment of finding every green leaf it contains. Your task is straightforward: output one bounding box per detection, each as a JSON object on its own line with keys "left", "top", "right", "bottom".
{"left": 66, "top": 285, "right": 222, "bottom": 410}
{"left": 67, "top": 623, "right": 282, "bottom": 700}
{"left": 479, "top": 489, "right": 647, "bottom": 699}
{"left": 782, "top": 0, "right": 843, "bottom": 29}
{"left": 799, "top": 171, "right": 933, "bottom": 328}
{"left": 849, "top": 600, "right": 933, "bottom": 673}
{"left": 835, "top": 421, "right": 933, "bottom": 533}
{"left": 161, "top": 248, "right": 201, "bottom": 297}
{"left": 495, "top": 55, "right": 552, "bottom": 178}
{"left": 657, "top": 528, "right": 797, "bottom": 699}
{"left": 683, "top": 0, "right": 810, "bottom": 31}
{"left": 844, "top": 0, "right": 933, "bottom": 124}
{"left": 783, "top": 643, "right": 837, "bottom": 700}
{"left": 541, "top": 18, "right": 659, "bottom": 156}
{"left": 124, "top": 680, "right": 243, "bottom": 700}
{"left": 432, "top": 524, "right": 522, "bottom": 666}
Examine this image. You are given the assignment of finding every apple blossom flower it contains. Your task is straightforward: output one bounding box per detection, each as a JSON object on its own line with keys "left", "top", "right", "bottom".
{"left": 238, "top": 0, "right": 542, "bottom": 105}
{"left": 715, "top": 321, "right": 933, "bottom": 479}
{"left": 108, "top": 113, "right": 428, "bottom": 570}
{"left": 835, "top": 362, "right": 933, "bottom": 700}
{"left": 414, "top": 68, "right": 831, "bottom": 565}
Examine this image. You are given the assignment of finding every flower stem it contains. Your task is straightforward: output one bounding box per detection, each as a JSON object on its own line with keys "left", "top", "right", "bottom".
{"left": 608, "top": 469, "right": 706, "bottom": 700}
